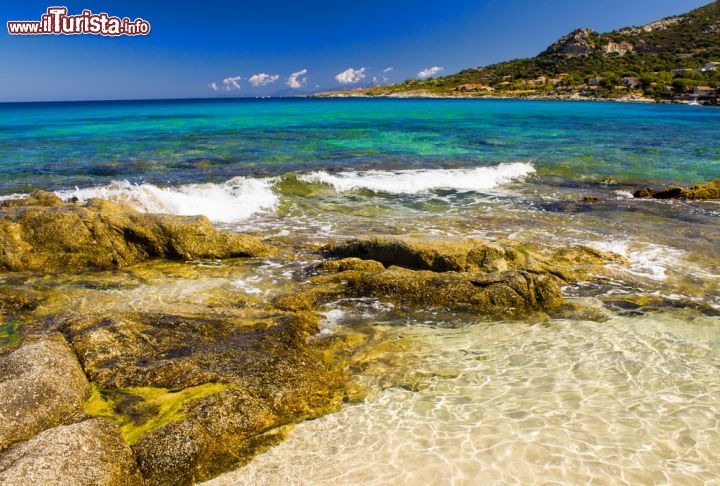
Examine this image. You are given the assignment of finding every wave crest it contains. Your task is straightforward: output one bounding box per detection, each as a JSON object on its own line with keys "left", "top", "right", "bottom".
{"left": 57, "top": 177, "right": 278, "bottom": 223}
{"left": 297, "top": 162, "right": 535, "bottom": 195}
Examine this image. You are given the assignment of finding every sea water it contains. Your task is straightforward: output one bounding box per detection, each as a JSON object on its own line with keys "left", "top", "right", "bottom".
{"left": 1, "top": 98, "right": 719, "bottom": 484}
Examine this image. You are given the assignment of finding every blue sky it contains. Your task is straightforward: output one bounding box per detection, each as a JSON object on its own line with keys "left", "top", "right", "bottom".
{"left": 0, "top": 0, "right": 711, "bottom": 101}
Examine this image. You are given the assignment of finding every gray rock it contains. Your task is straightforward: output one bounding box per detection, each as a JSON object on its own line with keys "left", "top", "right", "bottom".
{"left": 0, "top": 334, "right": 91, "bottom": 450}
{"left": 0, "top": 418, "right": 143, "bottom": 485}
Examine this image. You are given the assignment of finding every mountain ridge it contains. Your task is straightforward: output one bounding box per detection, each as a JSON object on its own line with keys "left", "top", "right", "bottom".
{"left": 317, "top": 1, "right": 720, "bottom": 103}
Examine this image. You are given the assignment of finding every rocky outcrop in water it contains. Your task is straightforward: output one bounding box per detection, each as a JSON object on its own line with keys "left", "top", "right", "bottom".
{"left": 0, "top": 219, "right": 629, "bottom": 484}
{"left": 0, "top": 191, "right": 270, "bottom": 272}
{"left": 276, "top": 238, "right": 626, "bottom": 315}
{"left": 56, "top": 310, "right": 347, "bottom": 485}
{"left": 333, "top": 263, "right": 563, "bottom": 313}
{"left": 633, "top": 179, "right": 720, "bottom": 200}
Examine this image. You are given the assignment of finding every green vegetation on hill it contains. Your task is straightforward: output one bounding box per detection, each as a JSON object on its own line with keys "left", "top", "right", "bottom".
{"left": 331, "top": 1, "right": 720, "bottom": 102}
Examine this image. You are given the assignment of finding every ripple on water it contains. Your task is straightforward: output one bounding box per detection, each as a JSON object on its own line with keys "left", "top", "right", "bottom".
{"left": 207, "top": 315, "right": 720, "bottom": 485}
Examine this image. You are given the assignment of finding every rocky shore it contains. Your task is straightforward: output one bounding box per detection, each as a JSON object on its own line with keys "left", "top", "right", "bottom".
{"left": 311, "top": 91, "right": 660, "bottom": 104}
{"left": 0, "top": 191, "right": 674, "bottom": 484}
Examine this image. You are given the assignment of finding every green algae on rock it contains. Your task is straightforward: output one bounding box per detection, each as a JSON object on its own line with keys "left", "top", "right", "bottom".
{"left": 633, "top": 179, "right": 720, "bottom": 200}
{"left": 85, "top": 383, "right": 230, "bottom": 445}
{"left": 0, "top": 418, "right": 142, "bottom": 485}
{"left": 0, "top": 322, "right": 20, "bottom": 346}
{"left": 0, "top": 192, "right": 271, "bottom": 272}
{"left": 0, "top": 287, "right": 43, "bottom": 345}
{"left": 56, "top": 310, "right": 348, "bottom": 484}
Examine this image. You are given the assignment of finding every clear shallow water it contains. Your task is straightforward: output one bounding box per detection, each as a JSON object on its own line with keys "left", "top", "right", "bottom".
{"left": 209, "top": 316, "right": 720, "bottom": 485}
{"left": 3, "top": 98, "right": 720, "bottom": 484}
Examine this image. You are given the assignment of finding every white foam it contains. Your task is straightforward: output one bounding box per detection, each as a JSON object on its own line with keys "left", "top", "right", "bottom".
{"left": 614, "top": 190, "right": 635, "bottom": 199}
{"left": 233, "top": 276, "right": 264, "bottom": 295}
{"left": 298, "top": 162, "right": 535, "bottom": 195}
{"left": 0, "top": 193, "right": 25, "bottom": 202}
{"left": 588, "top": 240, "right": 685, "bottom": 281}
{"left": 56, "top": 177, "right": 278, "bottom": 223}
{"left": 318, "top": 309, "right": 346, "bottom": 335}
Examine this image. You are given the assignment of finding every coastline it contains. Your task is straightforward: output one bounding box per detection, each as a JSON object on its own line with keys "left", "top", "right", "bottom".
{"left": 310, "top": 90, "right": 715, "bottom": 105}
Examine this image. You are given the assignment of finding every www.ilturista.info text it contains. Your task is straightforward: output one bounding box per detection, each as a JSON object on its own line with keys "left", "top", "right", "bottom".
{"left": 7, "top": 7, "right": 151, "bottom": 36}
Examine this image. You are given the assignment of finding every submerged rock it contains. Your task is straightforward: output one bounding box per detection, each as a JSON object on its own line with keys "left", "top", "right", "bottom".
{"left": 602, "top": 294, "right": 720, "bottom": 317}
{"left": 0, "top": 334, "right": 91, "bottom": 450}
{"left": 57, "top": 310, "right": 346, "bottom": 484}
{"left": 0, "top": 287, "right": 42, "bottom": 320}
{"left": 633, "top": 179, "right": 720, "bottom": 200}
{"left": 0, "top": 418, "right": 142, "bottom": 485}
{"left": 0, "top": 193, "right": 271, "bottom": 272}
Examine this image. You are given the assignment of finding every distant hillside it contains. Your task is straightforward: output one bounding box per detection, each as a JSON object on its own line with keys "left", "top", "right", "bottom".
{"left": 318, "top": 1, "right": 720, "bottom": 103}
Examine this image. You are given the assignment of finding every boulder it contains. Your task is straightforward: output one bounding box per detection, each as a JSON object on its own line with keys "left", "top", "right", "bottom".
{"left": 0, "top": 418, "right": 142, "bottom": 485}
{"left": 57, "top": 310, "right": 346, "bottom": 484}
{"left": 324, "top": 237, "right": 625, "bottom": 281}
{"left": 633, "top": 179, "right": 720, "bottom": 200}
{"left": 289, "top": 238, "right": 628, "bottom": 315}
{"left": 324, "top": 238, "right": 549, "bottom": 274}
{"left": 317, "top": 257, "right": 385, "bottom": 274}
{"left": 341, "top": 265, "right": 563, "bottom": 313}
{"left": 0, "top": 193, "right": 271, "bottom": 272}
{"left": 0, "top": 334, "right": 91, "bottom": 450}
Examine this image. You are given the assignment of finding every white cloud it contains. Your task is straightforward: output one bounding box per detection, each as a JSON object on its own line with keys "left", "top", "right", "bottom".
{"left": 335, "top": 67, "right": 366, "bottom": 84}
{"left": 417, "top": 66, "right": 444, "bottom": 79}
{"left": 222, "top": 76, "right": 242, "bottom": 91}
{"left": 248, "top": 73, "right": 279, "bottom": 87}
{"left": 383, "top": 67, "right": 394, "bottom": 73}
{"left": 208, "top": 82, "right": 219, "bottom": 91}
{"left": 287, "top": 69, "right": 308, "bottom": 89}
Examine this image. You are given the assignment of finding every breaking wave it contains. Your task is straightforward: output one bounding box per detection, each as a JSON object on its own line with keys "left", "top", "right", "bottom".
{"left": 297, "top": 162, "right": 535, "bottom": 194}
{"left": 57, "top": 177, "right": 278, "bottom": 223}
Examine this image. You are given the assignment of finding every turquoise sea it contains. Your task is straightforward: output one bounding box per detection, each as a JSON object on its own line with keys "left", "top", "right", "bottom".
{"left": 1, "top": 98, "right": 719, "bottom": 193}
{"left": 3, "top": 98, "right": 720, "bottom": 483}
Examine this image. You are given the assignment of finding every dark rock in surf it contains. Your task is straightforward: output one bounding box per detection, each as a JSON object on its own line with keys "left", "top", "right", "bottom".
{"left": 633, "top": 179, "right": 720, "bottom": 200}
